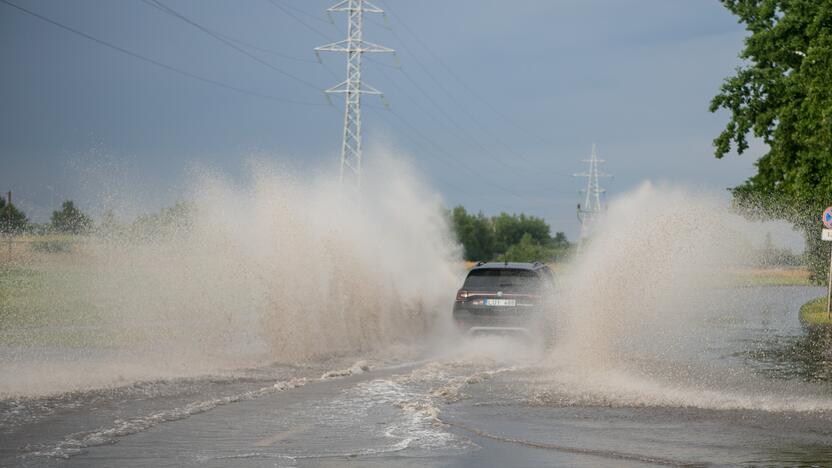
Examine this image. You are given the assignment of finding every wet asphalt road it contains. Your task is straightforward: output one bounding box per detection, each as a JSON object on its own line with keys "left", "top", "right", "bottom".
{"left": 3, "top": 286, "right": 832, "bottom": 467}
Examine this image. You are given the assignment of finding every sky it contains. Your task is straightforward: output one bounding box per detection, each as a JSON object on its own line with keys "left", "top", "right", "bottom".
{"left": 0, "top": 0, "right": 766, "bottom": 240}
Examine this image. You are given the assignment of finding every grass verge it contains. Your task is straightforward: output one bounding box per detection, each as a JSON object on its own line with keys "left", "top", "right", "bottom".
{"left": 0, "top": 262, "right": 112, "bottom": 347}
{"left": 730, "top": 267, "right": 812, "bottom": 287}
{"left": 799, "top": 297, "right": 832, "bottom": 326}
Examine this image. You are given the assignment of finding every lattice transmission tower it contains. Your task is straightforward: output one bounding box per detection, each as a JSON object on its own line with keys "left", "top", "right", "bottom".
{"left": 575, "top": 143, "right": 611, "bottom": 245}
{"left": 315, "top": 0, "right": 394, "bottom": 186}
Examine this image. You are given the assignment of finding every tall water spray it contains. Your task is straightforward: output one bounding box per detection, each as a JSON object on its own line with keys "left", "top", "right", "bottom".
{"left": 0, "top": 153, "right": 462, "bottom": 397}
{"left": 543, "top": 183, "right": 832, "bottom": 412}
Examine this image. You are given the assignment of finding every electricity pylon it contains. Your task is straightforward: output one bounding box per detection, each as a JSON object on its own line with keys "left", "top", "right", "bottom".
{"left": 315, "top": 0, "right": 394, "bottom": 187}
{"left": 574, "top": 143, "right": 611, "bottom": 246}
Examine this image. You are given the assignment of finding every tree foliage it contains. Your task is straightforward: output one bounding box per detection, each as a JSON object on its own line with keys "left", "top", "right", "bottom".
{"left": 711, "top": 0, "right": 832, "bottom": 282}
{"left": 0, "top": 197, "right": 28, "bottom": 234}
{"left": 130, "top": 201, "right": 195, "bottom": 241}
{"left": 549, "top": 231, "right": 572, "bottom": 261}
{"left": 449, "top": 206, "right": 572, "bottom": 262}
{"left": 492, "top": 212, "right": 551, "bottom": 254}
{"left": 50, "top": 200, "right": 92, "bottom": 235}
{"left": 450, "top": 206, "right": 495, "bottom": 261}
{"left": 506, "top": 233, "right": 550, "bottom": 263}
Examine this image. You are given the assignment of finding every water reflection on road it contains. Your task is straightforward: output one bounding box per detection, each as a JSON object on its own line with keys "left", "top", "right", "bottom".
{"left": 3, "top": 286, "right": 832, "bottom": 467}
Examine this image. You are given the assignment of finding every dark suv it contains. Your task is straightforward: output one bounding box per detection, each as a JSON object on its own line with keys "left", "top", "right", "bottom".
{"left": 453, "top": 262, "right": 555, "bottom": 342}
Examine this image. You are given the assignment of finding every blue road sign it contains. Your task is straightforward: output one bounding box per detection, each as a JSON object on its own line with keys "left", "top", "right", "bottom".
{"left": 824, "top": 207, "right": 832, "bottom": 229}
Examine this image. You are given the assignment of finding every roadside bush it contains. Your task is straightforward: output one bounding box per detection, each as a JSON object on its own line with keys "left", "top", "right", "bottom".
{"left": 50, "top": 200, "right": 92, "bottom": 235}
{"left": 506, "top": 233, "right": 551, "bottom": 262}
{"left": 29, "top": 239, "right": 72, "bottom": 253}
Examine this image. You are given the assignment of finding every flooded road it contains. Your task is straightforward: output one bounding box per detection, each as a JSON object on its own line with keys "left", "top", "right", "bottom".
{"left": 3, "top": 286, "right": 832, "bottom": 467}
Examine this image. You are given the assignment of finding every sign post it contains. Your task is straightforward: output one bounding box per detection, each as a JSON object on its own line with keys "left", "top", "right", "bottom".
{"left": 822, "top": 207, "right": 832, "bottom": 317}
{"left": 5, "top": 192, "right": 10, "bottom": 259}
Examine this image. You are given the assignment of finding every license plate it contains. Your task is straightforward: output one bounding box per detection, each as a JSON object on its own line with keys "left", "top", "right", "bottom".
{"left": 485, "top": 299, "right": 515, "bottom": 307}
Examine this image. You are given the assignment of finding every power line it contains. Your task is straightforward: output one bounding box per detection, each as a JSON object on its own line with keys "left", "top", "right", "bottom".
{"left": 142, "top": 0, "right": 325, "bottom": 94}
{"left": 371, "top": 107, "right": 557, "bottom": 207}
{"left": 350, "top": 27, "right": 553, "bottom": 197}
{"left": 364, "top": 107, "right": 475, "bottom": 197}
{"left": 394, "top": 63, "right": 527, "bottom": 177}
{"left": 370, "top": 81, "right": 571, "bottom": 201}
{"left": 269, "top": 0, "right": 335, "bottom": 27}
{"left": 145, "top": 0, "right": 341, "bottom": 85}
{"left": 380, "top": 0, "right": 559, "bottom": 150}
{"left": 258, "top": 0, "right": 343, "bottom": 81}
{"left": 357, "top": 57, "right": 519, "bottom": 195}
{"left": 373, "top": 64, "right": 547, "bottom": 199}
{"left": 376, "top": 107, "right": 532, "bottom": 201}
{"left": 209, "top": 30, "right": 319, "bottom": 64}
{"left": 374, "top": 4, "right": 581, "bottom": 212}
{"left": 365, "top": 67, "right": 486, "bottom": 179}
{"left": 384, "top": 108, "right": 483, "bottom": 179}
{"left": 0, "top": 0, "right": 328, "bottom": 107}
{"left": 266, "top": 0, "right": 335, "bottom": 42}
{"left": 365, "top": 55, "right": 399, "bottom": 69}
{"left": 360, "top": 11, "right": 543, "bottom": 178}
{"left": 389, "top": 31, "right": 543, "bottom": 170}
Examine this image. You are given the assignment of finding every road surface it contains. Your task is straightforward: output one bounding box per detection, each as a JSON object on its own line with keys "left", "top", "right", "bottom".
{"left": 3, "top": 286, "right": 832, "bottom": 467}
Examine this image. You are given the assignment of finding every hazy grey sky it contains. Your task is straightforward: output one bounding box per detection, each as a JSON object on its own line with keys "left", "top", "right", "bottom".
{"left": 0, "top": 0, "right": 762, "bottom": 238}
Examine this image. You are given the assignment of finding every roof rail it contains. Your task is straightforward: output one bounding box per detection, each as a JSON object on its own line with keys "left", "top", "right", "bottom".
{"left": 475, "top": 260, "right": 487, "bottom": 266}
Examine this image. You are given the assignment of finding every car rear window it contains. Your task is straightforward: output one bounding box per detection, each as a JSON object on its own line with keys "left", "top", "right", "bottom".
{"left": 463, "top": 269, "right": 540, "bottom": 292}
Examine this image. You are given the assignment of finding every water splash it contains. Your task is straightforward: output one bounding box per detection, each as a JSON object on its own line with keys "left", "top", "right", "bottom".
{"left": 545, "top": 182, "right": 832, "bottom": 412}
{"left": 1, "top": 153, "right": 461, "bottom": 397}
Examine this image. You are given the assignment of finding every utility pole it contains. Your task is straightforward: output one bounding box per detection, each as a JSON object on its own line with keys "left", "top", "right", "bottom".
{"left": 6, "top": 191, "right": 11, "bottom": 259}
{"left": 574, "top": 144, "right": 611, "bottom": 249}
{"left": 826, "top": 244, "right": 831, "bottom": 318}
{"left": 315, "top": 0, "right": 394, "bottom": 187}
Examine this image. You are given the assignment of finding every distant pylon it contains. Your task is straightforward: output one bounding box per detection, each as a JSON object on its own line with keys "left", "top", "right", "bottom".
{"left": 315, "top": 0, "right": 394, "bottom": 187}
{"left": 574, "top": 143, "right": 611, "bottom": 246}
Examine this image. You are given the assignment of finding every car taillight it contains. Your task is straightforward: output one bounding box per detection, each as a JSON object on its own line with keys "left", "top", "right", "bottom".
{"left": 456, "top": 289, "right": 469, "bottom": 301}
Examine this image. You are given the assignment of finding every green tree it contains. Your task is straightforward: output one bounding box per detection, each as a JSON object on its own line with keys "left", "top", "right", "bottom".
{"left": 96, "top": 208, "right": 126, "bottom": 239}
{"left": 50, "top": 200, "right": 92, "bottom": 235}
{"left": 506, "top": 233, "right": 551, "bottom": 263}
{"left": 99, "top": 209, "right": 118, "bottom": 232}
{"left": 710, "top": 0, "right": 832, "bottom": 282}
{"left": 450, "top": 206, "right": 495, "bottom": 261}
{"left": 492, "top": 212, "right": 551, "bottom": 253}
{"left": 550, "top": 232, "right": 569, "bottom": 249}
{"left": 130, "top": 201, "right": 194, "bottom": 241}
{"left": 448, "top": 206, "right": 570, "bottom": 262}
{"left": 548, "top": 231, "right": 573, "bottom": 261}
{"left": 0, "top": 197, "right": 28, "bottom": 234}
